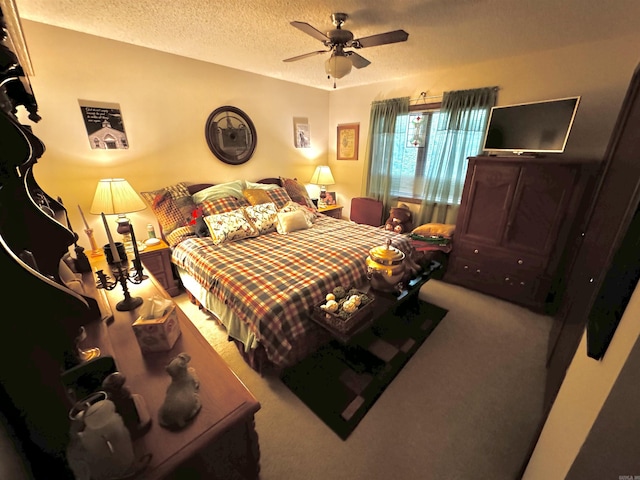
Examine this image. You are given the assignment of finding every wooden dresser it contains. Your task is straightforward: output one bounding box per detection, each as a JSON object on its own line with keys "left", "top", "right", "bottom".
{"left": 445, "top": 155, "right": 595, "bottom": 312}
{"left": 85, "top": 253, "right": 261, "bottom": 479}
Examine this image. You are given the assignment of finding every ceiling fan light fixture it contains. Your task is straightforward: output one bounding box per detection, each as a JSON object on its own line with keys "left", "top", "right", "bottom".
{"left": 325, "top": 54, "right": 352, "bottom": 79}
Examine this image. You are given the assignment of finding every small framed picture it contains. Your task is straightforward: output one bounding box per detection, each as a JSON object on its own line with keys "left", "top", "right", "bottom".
{"left": 293, "top": 117, "right": 311, "bottom": 148}
{"left": 324, "top": 191, "right": 336, "bottom": 205}
{"left": 337, "top": 123, "right": 359, "bottom": 160}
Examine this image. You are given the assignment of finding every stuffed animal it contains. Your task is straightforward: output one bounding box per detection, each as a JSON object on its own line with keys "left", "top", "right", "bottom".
{"left": 384, "top": 204, "right": 414, "bottom": 234}
{"left": 189, "top": 207, "right": 208, "bottom": 237}
{"left": 158, "top": 352, "right": 201, "bottom": 430}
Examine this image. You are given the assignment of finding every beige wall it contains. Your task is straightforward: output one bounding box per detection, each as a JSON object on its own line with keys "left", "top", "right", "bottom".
{"left": 21, "top": 21, "right": 330, "bottom": 248}
{"left": 22, "top": 21, "right": 640, "bottom": 239}
{"left": 326, "top": 33, "right": 640, "bottom": 219}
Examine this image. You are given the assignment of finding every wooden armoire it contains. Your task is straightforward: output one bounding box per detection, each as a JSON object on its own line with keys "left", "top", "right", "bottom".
{"left": 445, "top": 155, "right": 596, "bottom": 313}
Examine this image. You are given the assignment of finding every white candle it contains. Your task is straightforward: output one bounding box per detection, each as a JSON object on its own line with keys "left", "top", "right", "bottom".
{"left": 78, "top": 205, "right": 90, "bottom": 229}
{"left": 101, "top": 212, "right": 121, "bottom": 263}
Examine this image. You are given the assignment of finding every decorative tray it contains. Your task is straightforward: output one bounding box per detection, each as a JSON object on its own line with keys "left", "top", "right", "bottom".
{"left": 312, "top": 289, "right": 376, "bottom": 336}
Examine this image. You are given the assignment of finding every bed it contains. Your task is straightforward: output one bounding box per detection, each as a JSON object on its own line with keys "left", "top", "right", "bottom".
{"left": 140, "top": 178, "right": 417, "bottom": 373}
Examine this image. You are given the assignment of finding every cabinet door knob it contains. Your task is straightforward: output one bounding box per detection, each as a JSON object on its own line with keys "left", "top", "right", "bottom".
{"left": 517, "top": 259, "right": 524, "bottom": 265}
{"left": 475, "top": 269, "right": 481, "bottom": 273}
{"left": 473, "top": 249, "right": 479, "bottom": 254}
{"left": 504, "top": 277, "right": 510, "bottom": 282}
{"left": 463, "top": 265, "right": 469, "bottom": 270}
{"left": 520, "top": 281, "right": 526, "bottom": 286}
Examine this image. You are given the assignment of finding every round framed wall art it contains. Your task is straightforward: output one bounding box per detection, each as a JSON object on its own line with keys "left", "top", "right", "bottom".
{"left": 205, "top": 106, "right": 257, "bottom": 165}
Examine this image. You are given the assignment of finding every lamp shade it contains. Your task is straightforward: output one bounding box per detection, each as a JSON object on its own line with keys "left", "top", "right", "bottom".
{"left": 324, "top": 54, "right": 352, "bottom": 79}
{"left": 309, "top": 166, "right": 335, "bottom": 187}
{"left": 89, "top": 178, "right": 146, "bottom": 215}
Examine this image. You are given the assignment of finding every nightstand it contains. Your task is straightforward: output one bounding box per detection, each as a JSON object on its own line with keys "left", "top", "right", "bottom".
{"left": 138, "top": 239, "right": 180, "bottom": 296}
{"left": 318, "top": 204, "right": 343, "bottom": 219}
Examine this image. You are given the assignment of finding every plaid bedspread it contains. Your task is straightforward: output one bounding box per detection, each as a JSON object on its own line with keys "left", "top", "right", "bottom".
{"left": 171, "top": 215, "right": 414, "bottom": 368}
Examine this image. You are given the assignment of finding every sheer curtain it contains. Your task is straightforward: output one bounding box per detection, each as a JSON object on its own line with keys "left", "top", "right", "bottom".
{"left": 365, "top": 96, "right": 410, "bottom": 213}
{"left": 416, "top": 87, "right": 497, "bottom": 225}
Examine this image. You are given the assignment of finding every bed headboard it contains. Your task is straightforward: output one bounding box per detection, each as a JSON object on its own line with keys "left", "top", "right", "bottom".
{"left": 187, "top": 178, "right": 282, "bottom": 195}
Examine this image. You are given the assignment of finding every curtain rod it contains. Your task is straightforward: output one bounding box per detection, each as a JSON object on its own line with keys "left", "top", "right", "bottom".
{"left": 410, "top": 92, "right": 441, "bottom": 104}
{"left": 410, "top": 86, "right": 500, "bottom": 104}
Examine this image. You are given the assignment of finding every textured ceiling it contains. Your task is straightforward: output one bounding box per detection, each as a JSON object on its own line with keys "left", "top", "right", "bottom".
{"left": 13, "top": 0, "right": 640, "bottom": 91}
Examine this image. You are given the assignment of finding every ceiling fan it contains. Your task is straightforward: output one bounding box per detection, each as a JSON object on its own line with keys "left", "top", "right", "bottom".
{"left": 283, "top": 13, "right": 409, "bottom": 87}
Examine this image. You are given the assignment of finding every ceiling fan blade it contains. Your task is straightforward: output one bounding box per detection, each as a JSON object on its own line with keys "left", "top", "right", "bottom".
{"left": 290, "top": 21, "right": 330, "bottom": 43}
{"left": 354, "top": 30, "right": 409, "bottom": 48}
{"left": 283, "top": 50, "right": 329, "bottom": 63}
{"left": 346, "top": 51, "right": 371, "bottom": 69}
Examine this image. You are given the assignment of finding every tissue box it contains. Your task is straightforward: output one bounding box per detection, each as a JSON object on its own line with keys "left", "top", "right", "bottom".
{"left": 132, "top": 304, "right": 181, "bottom": 352}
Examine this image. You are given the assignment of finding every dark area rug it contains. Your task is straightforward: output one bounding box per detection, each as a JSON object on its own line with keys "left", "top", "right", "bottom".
{"left": 281, "top": 300, "right": 448, "bottom": 440}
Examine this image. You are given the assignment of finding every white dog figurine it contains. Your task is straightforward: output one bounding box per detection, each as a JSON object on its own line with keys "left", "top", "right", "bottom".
{"left": 158, "top": 352, "right": 201, "bottom": 430}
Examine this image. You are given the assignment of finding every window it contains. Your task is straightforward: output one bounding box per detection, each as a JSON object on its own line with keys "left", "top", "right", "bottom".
{"left": 389, "top": 105, "right": 488, "bottom": 204}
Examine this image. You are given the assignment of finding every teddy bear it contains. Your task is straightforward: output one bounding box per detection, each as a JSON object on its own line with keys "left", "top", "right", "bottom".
{"left": 384, "top": 204, "right": 414, "bottom": 234}
{"left": 158, "top": 352, "right": 202, "bottom": 430}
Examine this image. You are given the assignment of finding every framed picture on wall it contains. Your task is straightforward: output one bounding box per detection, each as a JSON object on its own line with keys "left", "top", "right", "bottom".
{"left": 337, "top": 123, "right": 359, "bottom": 160}
{"left": 293, "top": 117, "right": 311, "bottom": 148}
{"left": 78, "top": 99, "right": 129, "bottom": 149}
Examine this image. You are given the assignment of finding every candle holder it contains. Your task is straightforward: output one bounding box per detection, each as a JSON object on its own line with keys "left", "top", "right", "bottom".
{"left": 84, "top": 228, "right": 102, "bottom": 256}
{"left": 95, "top": 260, "right": 148, "bottom": 312}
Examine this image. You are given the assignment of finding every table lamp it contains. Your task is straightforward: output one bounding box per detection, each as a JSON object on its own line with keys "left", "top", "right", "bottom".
{"left": 89, "top": 178, "right": 146, "bottom": 251}
{"left": 309, "top": 165, "right": 335, "bottom": 207}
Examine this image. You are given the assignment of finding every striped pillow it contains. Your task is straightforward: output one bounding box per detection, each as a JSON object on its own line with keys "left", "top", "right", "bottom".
{"left": 200, "top": 196, "right": 250, "bottom": 216}
{"left": 265, "top": 187, "right": 293, "bottom": 209}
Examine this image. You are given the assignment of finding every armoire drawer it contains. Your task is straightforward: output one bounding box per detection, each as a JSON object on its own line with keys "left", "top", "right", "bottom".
{"left": 454, "top": 241, "right": 545, "bottom": 271}
{"left": 446, "top": 256, "right": 540, "bottom": 304}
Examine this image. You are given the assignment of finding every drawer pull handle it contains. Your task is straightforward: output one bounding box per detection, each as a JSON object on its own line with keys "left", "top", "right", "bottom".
{"left": 475, "top": 269, "right": 481, "bottom": 274}
{"left": 517, "top": 259, "right": 523, "bottom": 265}
{"left": 473, "top": 249, "right": 479, "bottom": 254}
{"left": 504, "top": 277, "right": 510, "bottom": 282}
{"left": 463, "top": 265, "right": 469, "bottom": 270}
{"left": 520, "top": 281, "right": 526, "bottom": 286}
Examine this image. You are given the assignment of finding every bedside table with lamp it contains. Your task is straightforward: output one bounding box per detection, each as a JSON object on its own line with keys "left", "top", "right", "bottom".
{"left": 89, "top": 178, "right": 180, "bottom": 297}
{"left": 309, "top": 165, "right": 335, "bottom": 209}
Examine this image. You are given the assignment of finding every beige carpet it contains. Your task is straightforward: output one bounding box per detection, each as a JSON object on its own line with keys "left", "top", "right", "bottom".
{"left": 174, "top": 279, "right": 553, "bottom": 480}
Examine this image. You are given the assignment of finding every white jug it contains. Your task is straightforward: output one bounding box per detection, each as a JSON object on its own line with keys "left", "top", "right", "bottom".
{"left": 67, "top": 392, "right": 135, "bottom": 480}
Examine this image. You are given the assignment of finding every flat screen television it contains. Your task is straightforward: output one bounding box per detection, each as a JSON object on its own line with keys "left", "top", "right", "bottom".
{"left": 482, "top": 96, "right": 580, "bottom": 154}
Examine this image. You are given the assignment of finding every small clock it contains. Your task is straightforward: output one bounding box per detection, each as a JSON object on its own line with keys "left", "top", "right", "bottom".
{"left": 205, "top": 106, "right": 257, "bottom": 165}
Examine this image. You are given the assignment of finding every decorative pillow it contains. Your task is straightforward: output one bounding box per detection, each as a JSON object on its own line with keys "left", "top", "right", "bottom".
{"left": 412, "top": 223, "right": 456, "bottom": 238}
{"left": 191, "top": 180, "right": 246, "bottom": 204}
{"left": 264, "top": 187, "right": 293, "bottom": 209}
{"left": 204, "top": 209, "right": 259, "bottom": 245}
{"left": 276, "top": 209, "right": 312, "bottom": 234}
{"left": 245, "top": 180, "right": 279, "bottom": 190}
{"left": 200, "top": 196, "right": 249, "bottom": 216}
{"left": 242, "top": 188, "right": 272, "bottom": 206}
{"left": 280, "top": 177, "right": 317, "bottom": 210}
{"left": 140, "top": 183, "right": 195, "bottom": 236}
{"left": 279, "top": 200, "right": 317, "bottom": 224}
{"left": 166, "top": 226, "right": 197, "bottom": 248}
{"left": 244, "top": 202, "right": 278, "bottom": 234}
